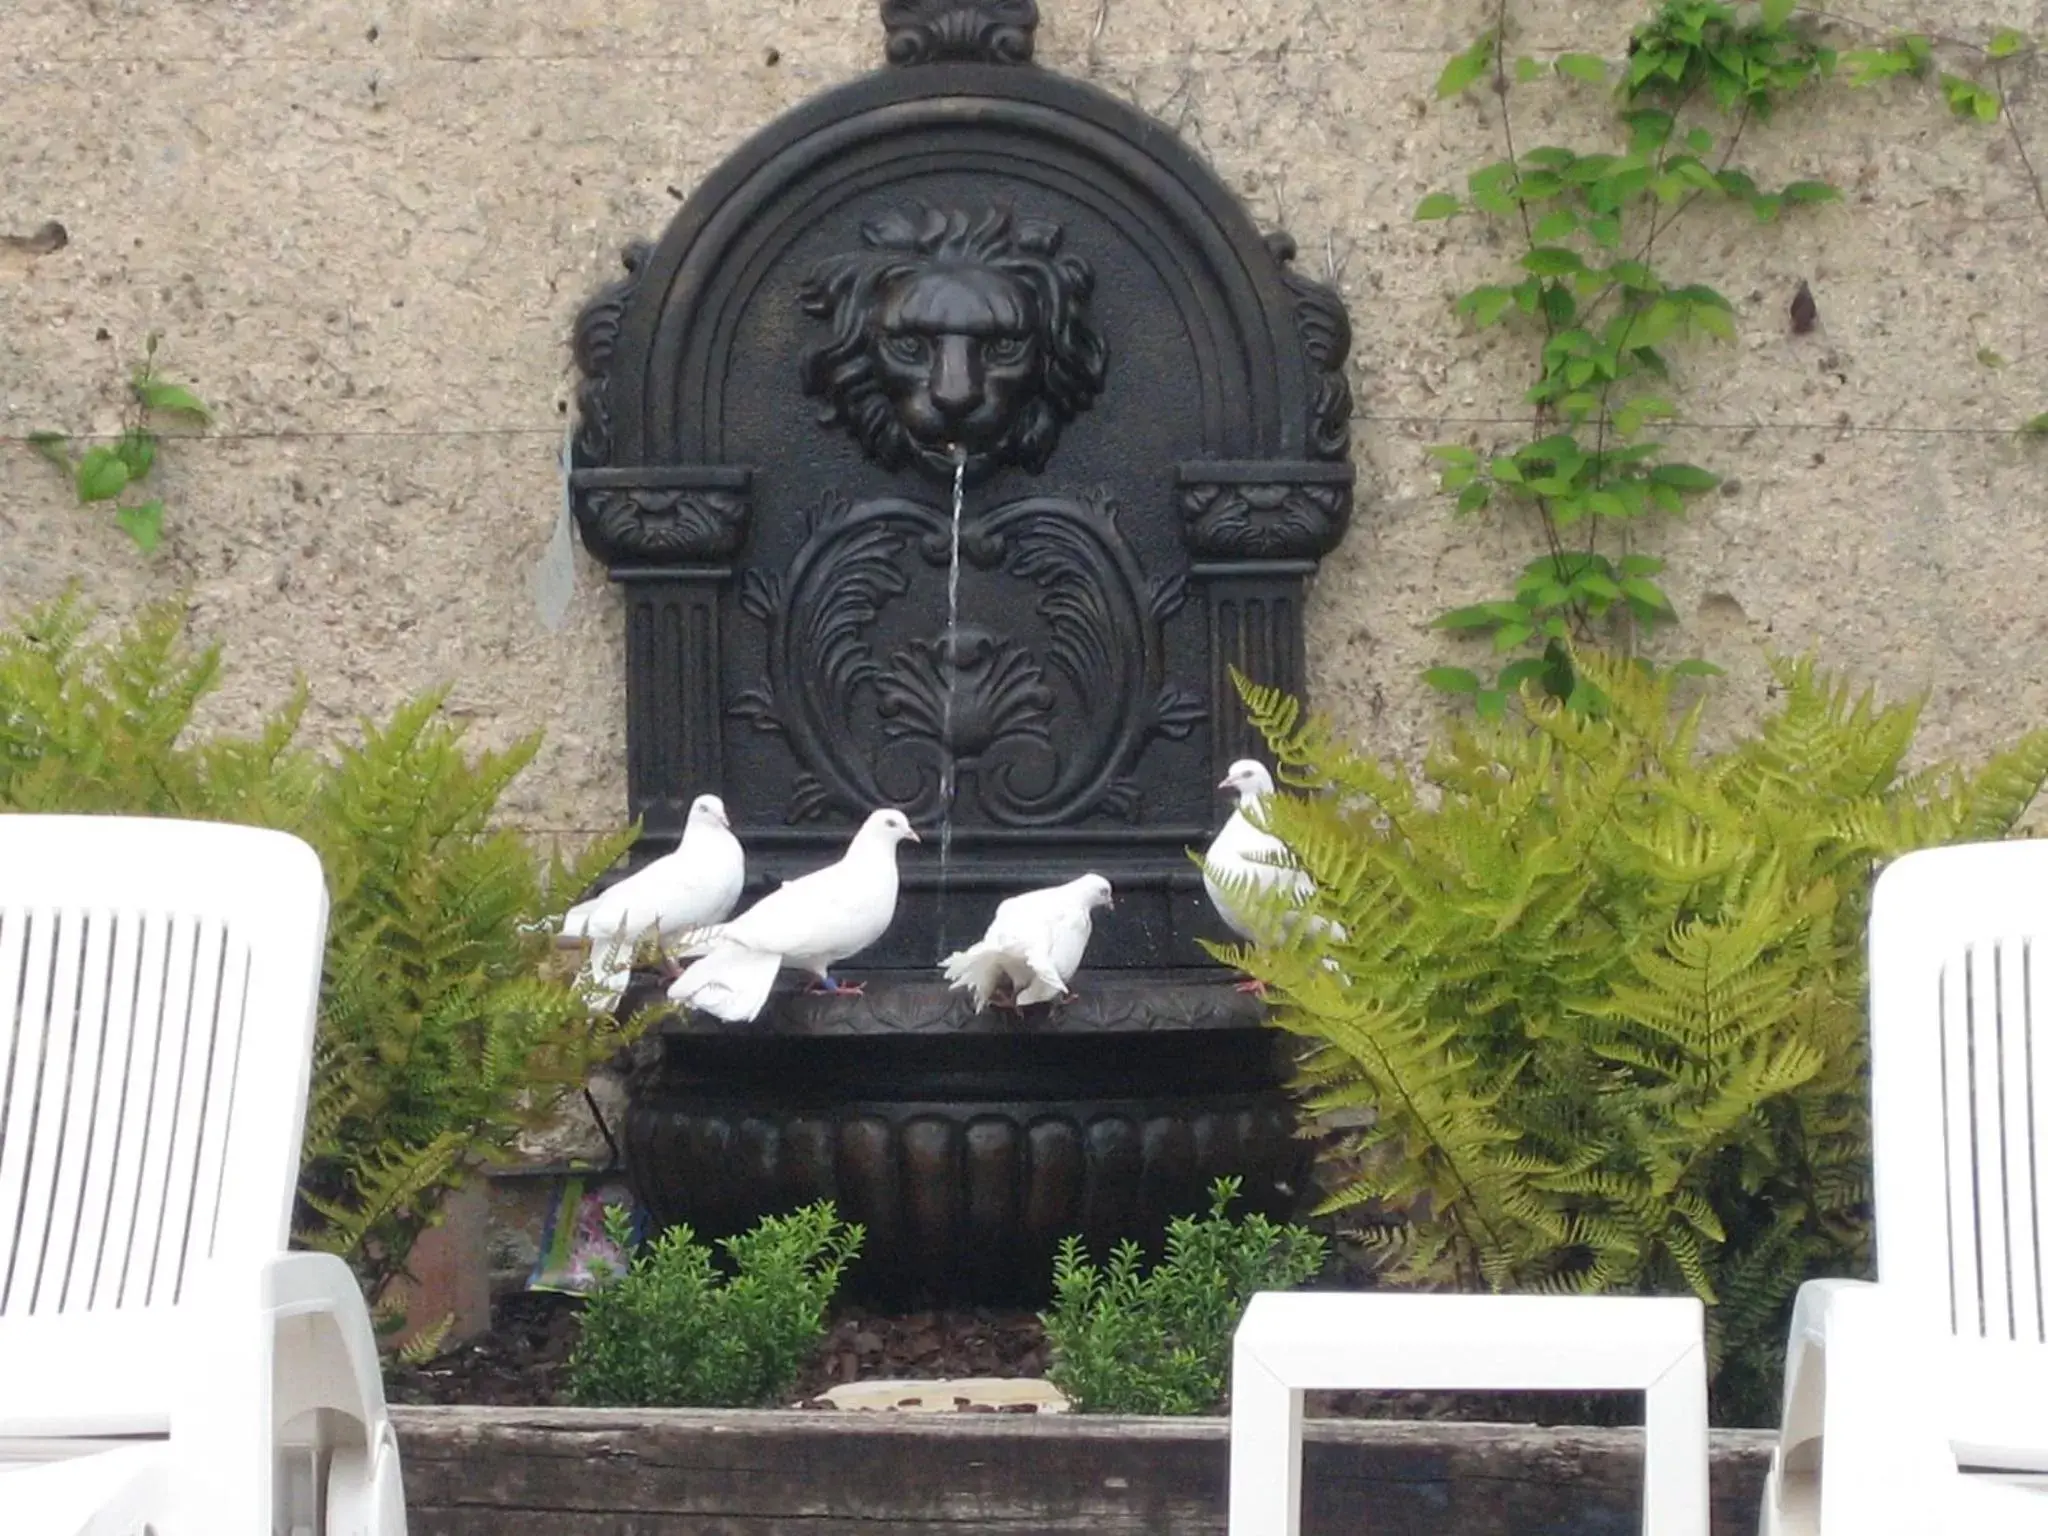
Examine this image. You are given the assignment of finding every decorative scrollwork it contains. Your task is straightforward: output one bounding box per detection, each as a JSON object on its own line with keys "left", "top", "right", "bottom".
{"left": 798, "top": 206, "right": 1108, "bottom": 484}
{"left": 571, "top": 241, "right": 652, "bottom": 465}
{"left": 1266, "top": 232, "right": 1354, "bottom": 462}
{"left": 732, "top": 489, "right": 1201, "bottom": 826}
{"left": 881, "top": 0, "right": 1039, "bottom": 66}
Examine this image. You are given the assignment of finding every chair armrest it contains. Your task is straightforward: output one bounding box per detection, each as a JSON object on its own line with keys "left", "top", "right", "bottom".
{"left": 255, "top": 1252, "right": 394, "bottom": 1430}
{"left": 1771, "top": 1278, "right": 1957, "bottom": 1536}
{"left": 168, "top": 1251, "right": 395, "bottom": 1535}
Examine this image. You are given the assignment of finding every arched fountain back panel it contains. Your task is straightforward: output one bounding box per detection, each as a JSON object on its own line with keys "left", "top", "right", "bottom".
{"left": 572, "top": 0, "right": 1359, "bottom": 1303}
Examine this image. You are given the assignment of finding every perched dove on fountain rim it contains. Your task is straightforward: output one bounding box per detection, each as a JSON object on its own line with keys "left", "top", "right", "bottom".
{"left": 558, "top": 792, "right": 745, "bottom": 1010}
{"left": 1203, "top": 760, "right": 1345, "bottom": 959}
{"left": 941, "top": 873, "right": 1114, "bottom": 1012}
{"left": 666, "top": 807, "right": 921, "bottom": 1023}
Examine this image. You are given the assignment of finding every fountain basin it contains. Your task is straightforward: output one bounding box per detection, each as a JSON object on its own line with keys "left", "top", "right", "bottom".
{"left": 620, "top": 975, "right": 1310, "bottom": 1304}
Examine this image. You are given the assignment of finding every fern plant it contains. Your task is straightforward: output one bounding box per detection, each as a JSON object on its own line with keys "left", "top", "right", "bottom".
{"left": 1213, "top": 650, "right": 2048, "bottom": 1423}
{"left": 0, "top": 592, "right": 634, "bottom": 1321}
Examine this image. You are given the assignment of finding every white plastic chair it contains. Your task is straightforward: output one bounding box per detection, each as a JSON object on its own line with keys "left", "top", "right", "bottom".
{"left": 1759, "top": 841, "right": 2048, "bottom": 1536}
{"left": 1228, "top": 1291, "right": 1710, "bottom": 1536}
{"left": 0, "top": 814, "right": 407, "bottom": 1536}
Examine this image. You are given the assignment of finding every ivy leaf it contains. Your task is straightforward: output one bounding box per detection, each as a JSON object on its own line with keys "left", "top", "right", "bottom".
{"left": 1515, "top": 56, "right": 1545, "bottom": 83}
{"left": 1463, "top": 287, "right": 1516, "bottom": 327}
{"left": 1782, "top": 180, "right": 1839, "bottom": 205}
{"left": 1541, "top": 283, "right": 1578, "bottom": 327}
{"left": 1554, "top": 53, "right": 1608, "bottom": 85}
{"left": 1621, "top": 577, "right": 1676, "bottom": 616}
{"left": 1456, "top": 482, "right": 1493, "bottom": 513}
{"left": 1587, "top": 214, "right": 1624, "bottom": 249}
{"left": 1761, "top": 0, "right": 1796, "bottom": 28}
{"left": 1435, "top": 604, "right": 1503, "bottom": 632}
{"left": 132, "top": 378, "right": 212, "bottom": 421}
{"left": 1522, "top": 247, "right": 1585, "bottom": 277}
{"left": 1669, "top": 658, "right": 1725, "bottom": 678}
{"left": 74, "top": 446, "right": 132, "bottom": 503}
{"left": 1428, "top": 444, "right": 1480, "bottom": 466}
{"left": 116, "top": 498, "right": 165, "bottom": 553}
{"left": 1474, "top": 688, "right": 1508, "bottom": 721}
{"left": 113, "top": 428, "right": 156, "bottom": 482}
{"left": 1941, "top": 73, "right": 1999, "bottom": 123}
{"left": 1415, "top": 192, "right": 1463, "bottom": 220}
{"left": 2021, "top": 413, "right": 2048, "bottom": 436}
{"left": 1492, "top": 622, "right": 1535, "bottom": 652}
{"left": 1436, "top": 32, "right": 1496, "bottom": 98}
{"left": 1988, "top": 29, "right": 2030, "bottom": 60}
{"left": 27, "top": 431, "right": 70, "bottom": 469}
{"left": 1651, "top": 463, "right": 1720, "bottom": 491}
{"left": 1531, "top": 209, "right": 1579, "bottom": 242}
{"left": 1497, "top": 658, "right": 1548, "bottom": 691}
{"left": 1423, "top": 666, "right": 1482, "bottom": 695}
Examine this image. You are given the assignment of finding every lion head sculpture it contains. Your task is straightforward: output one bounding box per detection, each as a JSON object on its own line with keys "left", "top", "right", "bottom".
{"left": 798, "top": 206, "right": 1110, "bottom": 482}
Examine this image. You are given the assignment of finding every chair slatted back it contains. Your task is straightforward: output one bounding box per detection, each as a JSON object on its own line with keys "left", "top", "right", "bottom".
{"left": 1871, "top": 845, "right": 2048, "bottom": 1347}
{"left": 0, "top": 816, "right": 327, "bottom": 1325}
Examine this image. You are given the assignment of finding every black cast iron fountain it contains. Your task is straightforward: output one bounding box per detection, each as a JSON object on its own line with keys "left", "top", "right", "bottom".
{"left": 569, "top": 0, "right": 1359, "bottom": 1303}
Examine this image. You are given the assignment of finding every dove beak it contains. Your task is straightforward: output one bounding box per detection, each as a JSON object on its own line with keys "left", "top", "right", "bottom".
{"left": 1216, "top": 775, "right": 1234, "bottom": 791}
{"left": 906, "top": 826, "right": 922, "bottom": 843}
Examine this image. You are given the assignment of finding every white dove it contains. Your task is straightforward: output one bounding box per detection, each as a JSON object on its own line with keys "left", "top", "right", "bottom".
{"left": 941, "top": 873, "right": 1114, "bottom": 1012}
{"left": 666, "top": 807, "right": 920, "bottom": 1022}
{"left": 1203, "top": 759, "right": 1342, "bottom": 993}
{"left": 558, "top": 793, "right": 746, "bottom": 1009}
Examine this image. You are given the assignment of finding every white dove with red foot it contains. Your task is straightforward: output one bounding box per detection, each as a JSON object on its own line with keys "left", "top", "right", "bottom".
{"left": 666, "top": 807, "right": 919, "bottom": 1023}
{"left": 942, "top": 873, "right": 1114, "bottom": 1012}
{"left": 558, "top": 792, "right": 745, "bottom": 1010}
{"left": 1202, "top": 759, "right": 1344, "bottom": 996}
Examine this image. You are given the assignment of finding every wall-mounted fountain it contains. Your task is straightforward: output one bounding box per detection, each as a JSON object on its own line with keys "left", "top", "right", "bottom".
{"left": 569, "top": 0, "right": 1358, "bottom": 1302}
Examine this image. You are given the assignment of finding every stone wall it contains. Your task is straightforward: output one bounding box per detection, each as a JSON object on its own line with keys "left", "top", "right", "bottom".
{"left": 4, "top": 0, "right": 2045, "bottom": 845}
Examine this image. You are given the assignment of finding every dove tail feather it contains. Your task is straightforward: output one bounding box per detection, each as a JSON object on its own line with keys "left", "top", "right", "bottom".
{"left": 669, "top": 943, "right": 781, "bottom": 1022}
{"left": 942, "top": 942, "right": 1018, "bottom": 1013}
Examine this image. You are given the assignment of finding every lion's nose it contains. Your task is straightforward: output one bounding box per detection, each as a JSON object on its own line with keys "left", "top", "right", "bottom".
{"left": 929, "top": 335, "right": 983, "bottom": 423}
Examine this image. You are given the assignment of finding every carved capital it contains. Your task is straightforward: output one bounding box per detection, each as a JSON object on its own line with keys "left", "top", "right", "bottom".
{"left": 572, "top": 467, "right": 753, "bottom": 566}
{"left": 1176, "top": 461, "right": 1355, "bottom": 561}
{"left": 881, "top": 0, "right": 1039, "bottom": 66}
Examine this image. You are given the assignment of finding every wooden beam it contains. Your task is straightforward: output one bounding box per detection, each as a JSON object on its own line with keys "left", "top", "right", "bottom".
{"left": 392, "top": 1407, "right": 1775, "bottom": 1535}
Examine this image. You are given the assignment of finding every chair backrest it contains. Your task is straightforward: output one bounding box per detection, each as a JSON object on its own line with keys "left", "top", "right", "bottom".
{"left": 0, "top": 815, "right": 328, "bottom": 1325}
{"left": 1868, "top": 841, "right": 2048, "bottom": 1459}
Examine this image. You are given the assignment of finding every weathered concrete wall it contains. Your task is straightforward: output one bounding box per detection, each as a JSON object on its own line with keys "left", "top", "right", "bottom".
{"left": 4, "top": 0, "right": 2045, "bottom": 841}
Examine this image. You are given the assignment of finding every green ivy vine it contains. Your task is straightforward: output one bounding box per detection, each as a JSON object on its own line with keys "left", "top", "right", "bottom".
{"left": 1416, "top": 2, "right": 2044, "bottom": 715}
{"left": 1418, "top": 0, "right": 1840, "bottom": 714}
{"left": 30, "top": 334, "right": 210, "bottom": 554}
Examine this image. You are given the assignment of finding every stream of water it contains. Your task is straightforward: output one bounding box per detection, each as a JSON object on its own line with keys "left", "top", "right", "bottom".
{"left": 936, "top": 448, "right": 966, "bottom": 953}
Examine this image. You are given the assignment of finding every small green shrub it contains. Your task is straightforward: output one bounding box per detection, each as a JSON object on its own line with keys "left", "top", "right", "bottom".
{"left": 566, "top": 1202, "right": 864, "bottom": 1407}
{"left": 1213, "top": 648, "right": 2048, "bottom": 1423}
{"left": 0, "top": 593, "right": 635, "bottom": 1321}
{"left": 1041, "top": 1178, "right": 1326, "bottom": 1415}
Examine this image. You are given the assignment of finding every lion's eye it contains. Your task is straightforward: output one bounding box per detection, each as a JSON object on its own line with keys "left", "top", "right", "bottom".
{"left": 982, "top": 335, "right": 1031, "bottom": 366}
{"left": 880, "top": 333, "right": 930, "bottom": 365}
